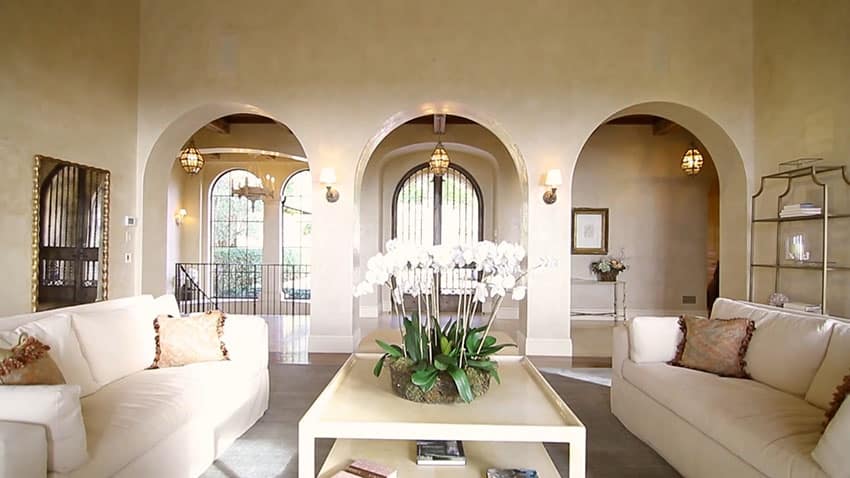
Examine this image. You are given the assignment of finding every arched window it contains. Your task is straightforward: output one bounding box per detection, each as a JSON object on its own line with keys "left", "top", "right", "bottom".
{"left": 210, "top": 169, "right": 264, "bottom": 265}
{"left": 392, "top": 164, "right": 483, "bottom": 246}
{"left": 281, "top": 170, "right": 312, "bottom": 299}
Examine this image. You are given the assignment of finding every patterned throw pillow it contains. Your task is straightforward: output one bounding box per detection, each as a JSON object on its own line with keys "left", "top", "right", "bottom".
{"left": 670, "top": 315, "right": 755, "bottom": 378}
{"left": 0, "top": 333, "right": 66, "bottom": 385}
{"left": 824, "top": 373, "right": 850, "bottom": 426}
{"left": 150, "top": 311, "right": 229, "bottom": 368}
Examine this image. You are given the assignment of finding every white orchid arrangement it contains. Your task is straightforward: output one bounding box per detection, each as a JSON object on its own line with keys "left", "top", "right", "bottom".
{"left": 354, "top": 239, "right": 554, "bottom": 402}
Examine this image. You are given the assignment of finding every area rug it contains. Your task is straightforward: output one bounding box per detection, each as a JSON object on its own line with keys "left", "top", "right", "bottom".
{"left": 201, "top": 359, "right": 680, "bottom": 478}
{"left": 538, "top": 367, "right": 613, "bottom": 387}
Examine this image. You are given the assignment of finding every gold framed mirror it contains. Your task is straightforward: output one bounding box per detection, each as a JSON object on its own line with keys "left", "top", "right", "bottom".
{"left": 31, "top": 155, "right": 110, "bottom": 312}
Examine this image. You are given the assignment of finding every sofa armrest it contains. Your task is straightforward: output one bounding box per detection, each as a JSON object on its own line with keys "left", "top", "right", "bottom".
{"left": 612, "top": 324, "right": 629, "bottom": 378}
{"left": 628, "top": 316, "right": 683, "bottom": 364}
{"left": 223, "top": 314, "right": 269, "bottom": 370}
{"left": 0, "top": 421, "right": 48, "bottom": 478}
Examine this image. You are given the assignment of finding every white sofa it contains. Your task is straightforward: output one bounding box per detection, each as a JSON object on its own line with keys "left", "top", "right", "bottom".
{"left": 0, "top": 295, "right": 269, "bottom": 478}
{"left": 612, "top": 298, "right": 849, "bottom": 478}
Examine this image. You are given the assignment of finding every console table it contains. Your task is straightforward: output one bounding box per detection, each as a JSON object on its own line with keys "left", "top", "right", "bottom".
{"left": 298, "top": 353, "right": 586, "bottom": 477}
{"left": 570, "top": 278, "right": 627, "bottom": 321}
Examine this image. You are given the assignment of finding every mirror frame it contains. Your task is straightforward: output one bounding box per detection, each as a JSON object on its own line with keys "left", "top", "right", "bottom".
{"left": 31, "top": 155, "right": 111, "bottom": 311}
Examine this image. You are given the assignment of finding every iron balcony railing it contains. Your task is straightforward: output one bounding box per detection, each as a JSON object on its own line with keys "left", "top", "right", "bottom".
{"left": 175, "top": 262, "right": 310, "bottom": 316}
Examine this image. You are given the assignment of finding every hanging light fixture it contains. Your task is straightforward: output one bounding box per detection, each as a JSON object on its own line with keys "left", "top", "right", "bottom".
{"left": 178, "top": 140, "right": 205, "bottom": 175}
{"left": 428, "top": 114, "right": 450, "bottom": 177}
{"left": 429, "top": 141, "right": 450, "bottom": 177}
{"left": 681, "top": 144, "right": 704, "bottom": 176}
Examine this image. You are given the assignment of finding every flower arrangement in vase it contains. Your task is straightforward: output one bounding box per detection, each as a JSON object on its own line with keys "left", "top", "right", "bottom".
{"left": 354, "top": 240, "right": 552, "bottom": 403}
{"left": 591, "top": 255, "right": 627, "bottom": 282}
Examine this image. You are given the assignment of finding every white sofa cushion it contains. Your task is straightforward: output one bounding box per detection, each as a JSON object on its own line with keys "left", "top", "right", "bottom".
{"left": 623, "top": 361, "right": 826, "bottom": 478}
{"left": 627, "top": 316, "right": 682, "bottom": 363}
{"left": 711, "top": 298, "right": 834, "bottom": 396}
{"left": 152, "top": 294, "right": 181, "bottom": 318}
{"left": 77, "top": 361, "right": 259, "bottom": 477}
{"left": 72, "top": 301, "right": 157, "bottom": 387}
{"left": 806, "top": 321, "right": 850, "bottom": 409}
{"left": 0, "top": 314, "right": 99, "bottom": 396}
{"left": 0, "top": 384, "right": 87, "bottom": 473}
{"left": 812, "top": 395, "right": 850, "bottom": 477}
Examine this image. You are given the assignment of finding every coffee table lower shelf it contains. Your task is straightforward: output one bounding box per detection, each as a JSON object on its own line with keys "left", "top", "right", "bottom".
{"left": 318, "top": 439, "right": 561, "bottom": 477}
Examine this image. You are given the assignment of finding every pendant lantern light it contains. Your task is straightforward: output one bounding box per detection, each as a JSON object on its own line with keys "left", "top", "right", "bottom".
{"left": 681, "top": 144, "right": 704, "bottom": 176}
{"left": 178, "top": 140, "right": 205, "bottom": 175}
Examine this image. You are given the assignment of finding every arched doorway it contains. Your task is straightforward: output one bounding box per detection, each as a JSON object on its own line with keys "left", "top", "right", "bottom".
{"left": 568, "top": 102, "right": 749, "bottom": 356}
{"left": 353, "top": 108, "right": 529, "bottom": 343}
{"left": 141, "top": 105, "right": 312, "bottom": 359}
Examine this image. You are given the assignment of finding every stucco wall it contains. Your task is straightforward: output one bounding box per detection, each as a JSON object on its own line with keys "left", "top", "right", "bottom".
{"left": 134, "top": 0, "right": 756, "bottom": 354}
{"left": 0, "top": 0, "right": 139, "bottom": 315}
{"left": 753, "top": 0, "right": 850, "bottom": 317}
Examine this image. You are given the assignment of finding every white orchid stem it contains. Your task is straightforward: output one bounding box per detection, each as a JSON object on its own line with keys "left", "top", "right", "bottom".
{"left": 476, "top": 295, "right": 504, "bottom": 355}
{"left": 416, "top": 293, "right": 424, "bottom": 360}
{"left": 388, "top": 283, "right": 406, "bottom": 356}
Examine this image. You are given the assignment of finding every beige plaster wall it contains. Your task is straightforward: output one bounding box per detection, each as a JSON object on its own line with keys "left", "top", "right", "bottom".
{"left": 571, "top": 124, "right": 719, "bottom": 316}
{"left": 0, "top": 0, "right": 139, "bottom": 315}
{"left": 136, "top": 0, "right": 756, "bottom": 354}
{"left": 753, "top": 0, "right": 850, "bottom": 317}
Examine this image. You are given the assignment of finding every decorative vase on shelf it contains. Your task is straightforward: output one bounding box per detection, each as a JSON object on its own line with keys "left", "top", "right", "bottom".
{"left": 597, "top": 270, "right": 619, "bottom": 282}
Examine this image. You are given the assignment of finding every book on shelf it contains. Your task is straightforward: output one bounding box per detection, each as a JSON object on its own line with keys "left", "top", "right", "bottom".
{"left": 779, "top": 210, "right": 822, "bottom": 217}
{"left": 487, "top": 468, "right": 540, "bottom": 478}
{"left": 415, "top": 440, "right": 466, "bottom": 466}
{"left": 335, "top": 459, "right": 397, "bottom": 478}
{"left": 783, "top": 302, "right": 822, "bottom": 314}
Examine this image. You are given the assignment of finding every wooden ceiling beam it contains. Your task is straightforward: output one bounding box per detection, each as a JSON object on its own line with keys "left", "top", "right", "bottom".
{"left": 652, "top": 118, "right": 677, "bottom": 136}
{"left": 205, "top": 118, "right": 231, "bottom": 135}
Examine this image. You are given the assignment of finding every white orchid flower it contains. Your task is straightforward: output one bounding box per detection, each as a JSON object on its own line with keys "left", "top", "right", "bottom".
{"left": 512, "top": 286, "right": 527, "bottom": 301}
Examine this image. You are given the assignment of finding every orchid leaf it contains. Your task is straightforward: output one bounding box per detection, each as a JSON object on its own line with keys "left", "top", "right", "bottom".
{"left": 412, "top": 367, "right": 438, "bottom": 392}
{"left": 375, "top": 340, "right": 403, "bottom": 358}
{"left": 447, "top": 364, "right": 474, "bottom": 403}
{"left": 373, "top": 353, "right": 388, "bottom": 377}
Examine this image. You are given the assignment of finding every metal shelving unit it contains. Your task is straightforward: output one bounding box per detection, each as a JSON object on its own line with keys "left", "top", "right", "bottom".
{"left": 749, "top": 164, "right": 850, "bottom": 315}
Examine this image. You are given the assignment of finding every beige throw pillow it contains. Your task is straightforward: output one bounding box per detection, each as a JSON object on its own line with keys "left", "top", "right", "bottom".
{"left": 151, "top": 311, "right": 229, "bottom": 368}
{"left": 670, "top": 315, "right": 755, "bottom": 378}
{"left": 0, "top": 334, "right": 66, "bottom": 385}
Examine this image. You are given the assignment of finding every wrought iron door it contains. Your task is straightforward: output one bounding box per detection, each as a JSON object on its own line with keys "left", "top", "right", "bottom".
{"left": 37, "top": 160, "right": 109, "bottom": 310}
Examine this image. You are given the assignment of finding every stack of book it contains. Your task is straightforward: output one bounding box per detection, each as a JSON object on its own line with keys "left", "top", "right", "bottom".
{"left": 415, "top": 440, "right": 466, "bottom": 466}
{"left": 780, "top": 203, "right": 822, "bottom": 218}
{"left": 333, "top": 459, "right": 397, "bottom": 478}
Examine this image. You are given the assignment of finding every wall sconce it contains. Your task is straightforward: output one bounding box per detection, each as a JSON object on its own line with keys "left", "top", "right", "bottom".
{"left": 543, "top": 169, "right": 563, "bottom": 204}
{"left": 174, "top": 208, "right": 188, "bottom": 226}
{"left": 319, "top": 167, "right": 339, "bottom": 203}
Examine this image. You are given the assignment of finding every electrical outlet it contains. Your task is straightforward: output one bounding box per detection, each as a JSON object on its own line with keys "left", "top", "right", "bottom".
{"left": 682, "top": 295, "right": 697, "bottom": 304}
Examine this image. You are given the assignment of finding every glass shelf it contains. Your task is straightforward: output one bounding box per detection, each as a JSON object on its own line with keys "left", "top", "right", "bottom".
{"left": 751, "top": 263, "right": 850, "bottom": 271}
{"left": 752, "top": 214, "right": 850, "bottom": 223}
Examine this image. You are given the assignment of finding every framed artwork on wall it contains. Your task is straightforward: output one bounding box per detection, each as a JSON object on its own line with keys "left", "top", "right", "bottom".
{"left": 572, "top": 207, "right": 608, "bottom": 255}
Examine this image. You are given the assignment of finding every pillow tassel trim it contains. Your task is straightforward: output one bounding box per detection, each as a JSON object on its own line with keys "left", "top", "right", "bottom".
{"left": 824, "top": 373, "right": 850, "bottom": 427}
{"left": 735, "top": 320, "right": 756, "bottom": 379}
{"left": 670, "top": 316, "right": 689, "bottom": 366}
{"left": 0, "top": 334, "right": 52, "bottom": 377}
{"left": 669, "top": 316, "right": 755, "bottom": 379}
{"left": 215, "top": 311, "right": 230, "bottom": 361}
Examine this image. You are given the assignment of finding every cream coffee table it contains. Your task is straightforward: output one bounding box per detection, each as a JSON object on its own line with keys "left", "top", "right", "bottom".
{"left": 298, "top": 353, "right": 586, "bottom": 477}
